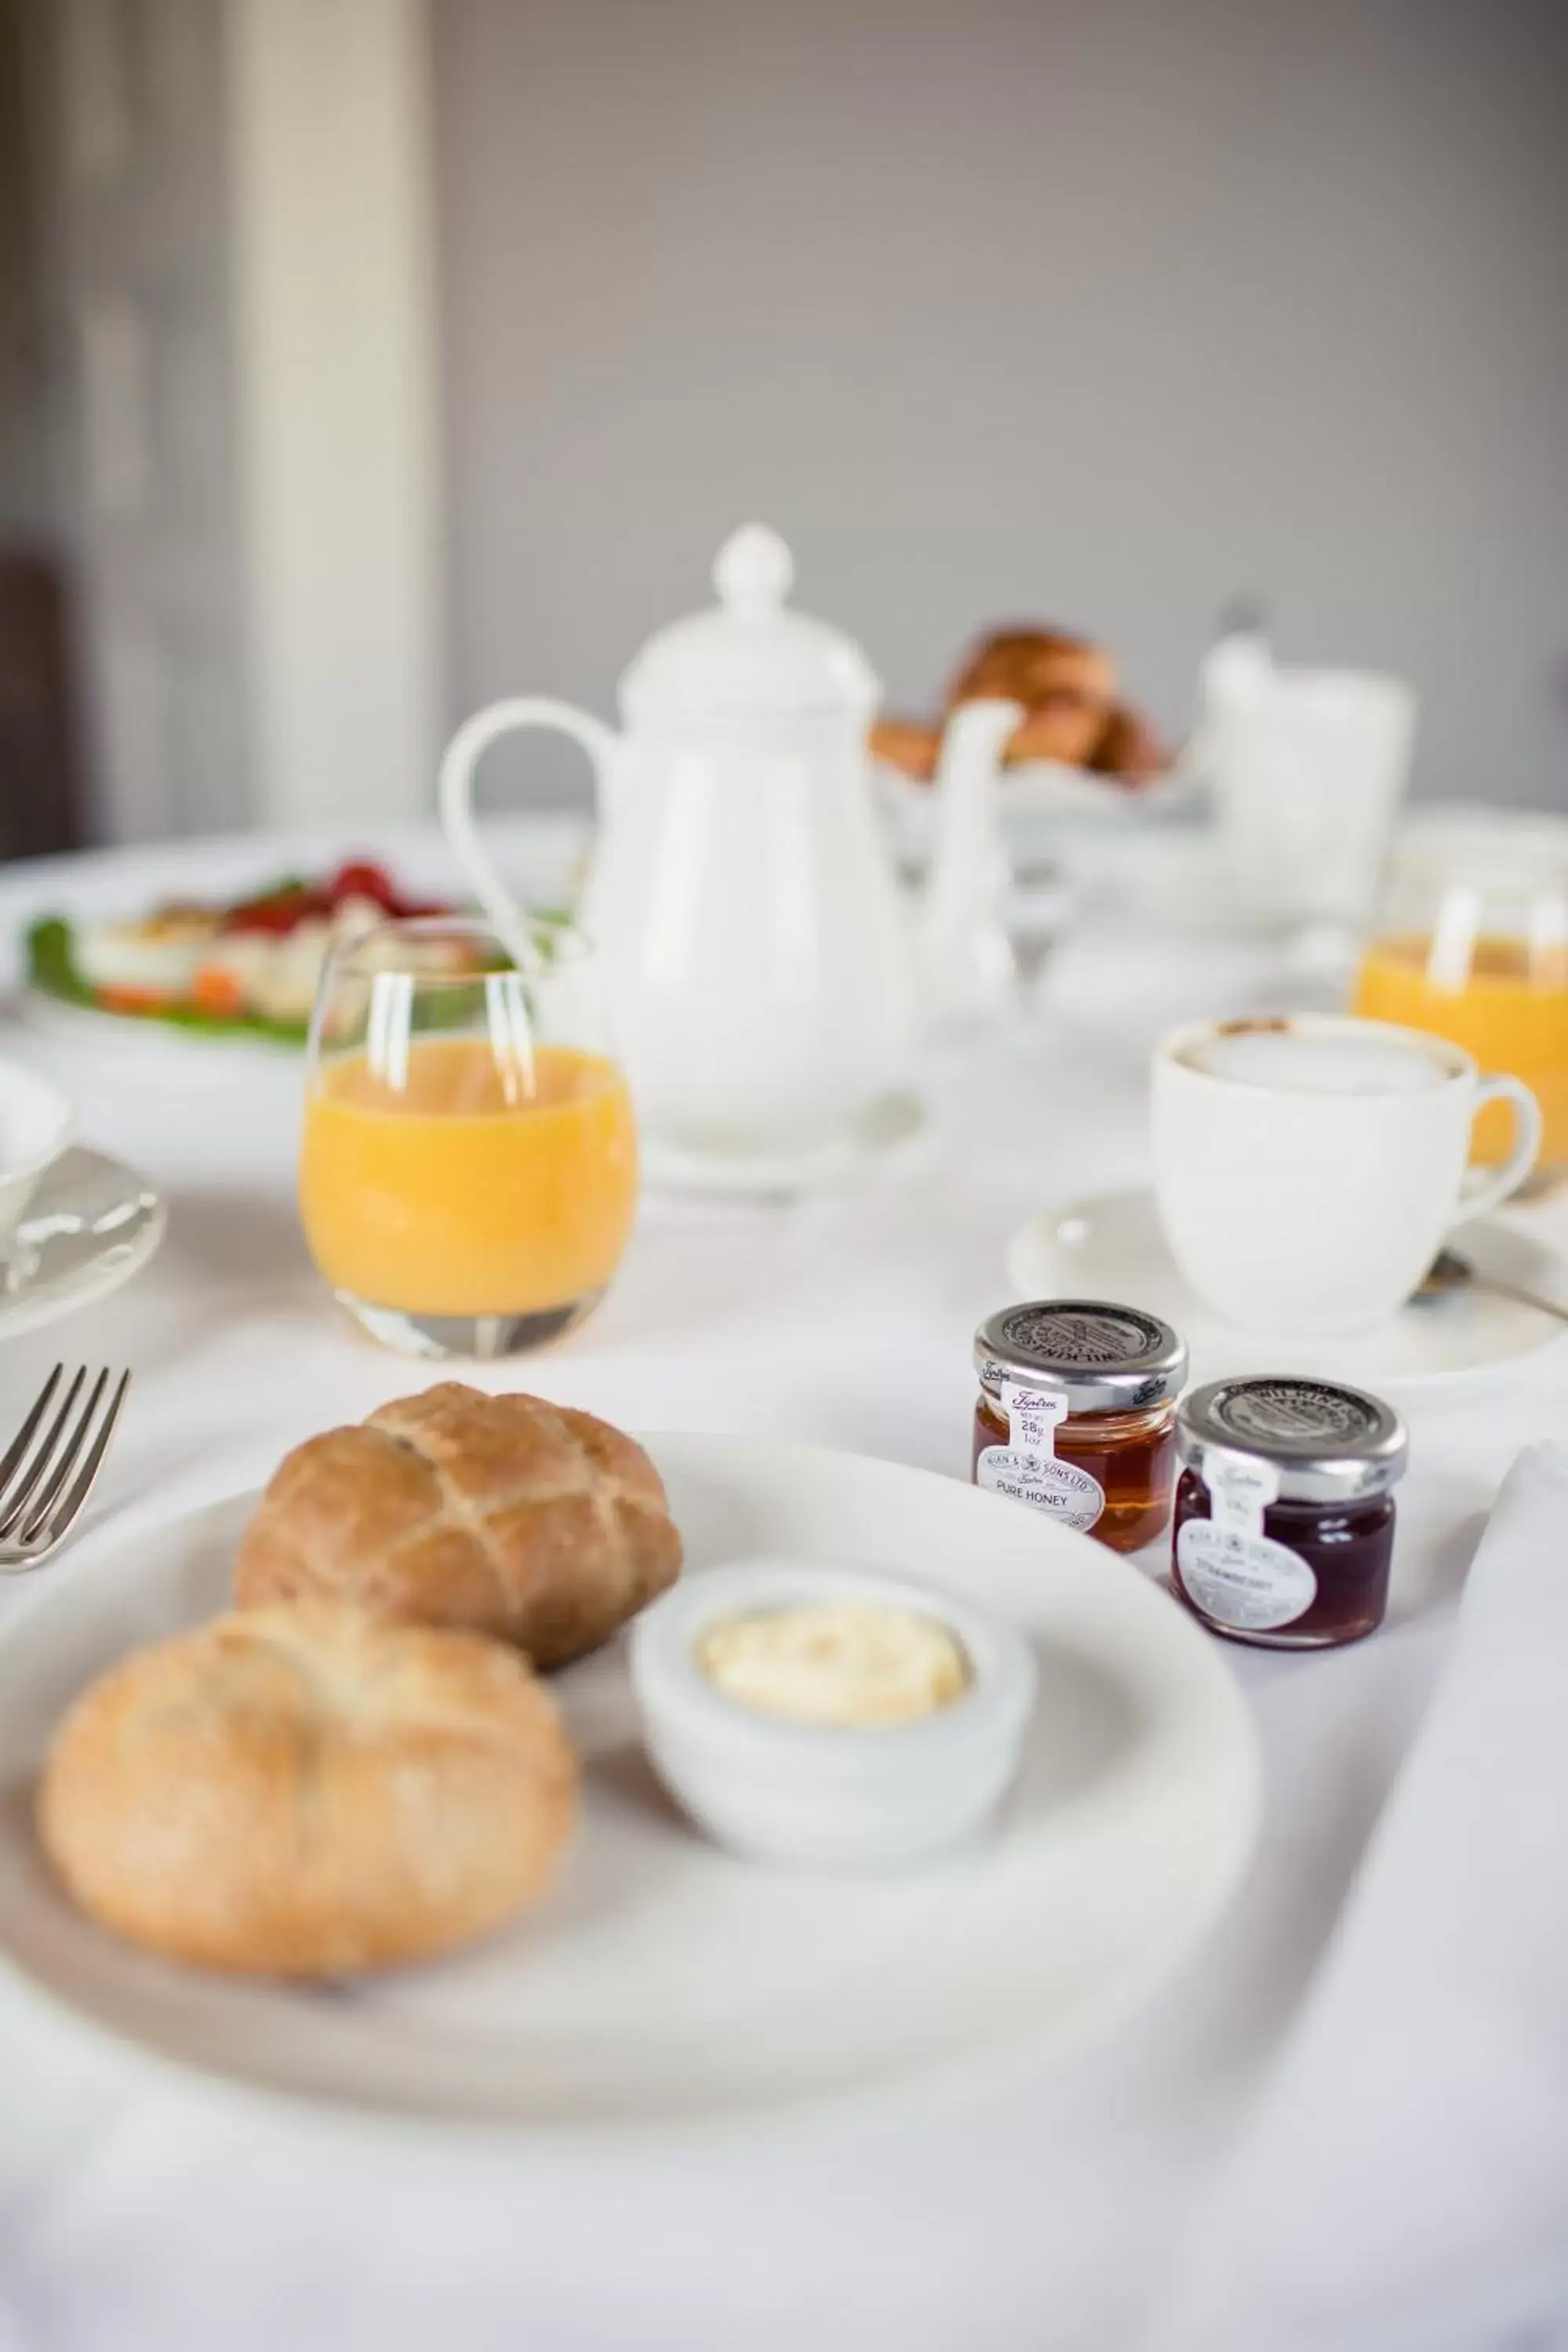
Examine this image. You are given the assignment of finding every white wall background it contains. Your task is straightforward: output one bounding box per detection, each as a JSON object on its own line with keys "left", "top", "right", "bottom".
{"left": 227, "top": 0, "right": 441, "bottom": 833}
{"left": 433, "top": 0, "right": 1568, "bottom": 811}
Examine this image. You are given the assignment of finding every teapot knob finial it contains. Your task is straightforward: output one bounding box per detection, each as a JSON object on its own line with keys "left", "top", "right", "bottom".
{"left": 713, "top": 523, "right": 793, "bottom": 615}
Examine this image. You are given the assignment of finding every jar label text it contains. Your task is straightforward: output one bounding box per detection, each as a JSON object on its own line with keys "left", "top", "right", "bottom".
{"left": 1202, "top": 1447, "right": 1283, "bottom": 1537}
{"left": 977, "top": 1444, "right": 1105, "bottom": 1532}
{"left": 1001, "top": 1381, "right": 1067, "bottom": 1458}
{"left": 1177, "top": 1519, "right": 1316, "bottom": 1632}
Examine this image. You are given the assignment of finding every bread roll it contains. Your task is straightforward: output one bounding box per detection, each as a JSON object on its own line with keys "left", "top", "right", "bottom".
{"left": 234, "top": 1383, "right": 681, "bottom": 1668}
{"left": 38, "top": 1603, "right": 577, "bottom": 1976}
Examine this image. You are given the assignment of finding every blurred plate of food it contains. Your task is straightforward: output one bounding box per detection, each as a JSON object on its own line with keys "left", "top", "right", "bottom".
{"left": 22, "top": 858, "right": 452, "bottom": 1048}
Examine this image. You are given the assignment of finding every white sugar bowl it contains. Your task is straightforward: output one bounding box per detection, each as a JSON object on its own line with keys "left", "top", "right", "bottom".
{"left": 630, "top": 1559, "right": 1036, "bottom": 1868}
{"left": 0, "top": 1058, "right": 72, "bottom": 1248}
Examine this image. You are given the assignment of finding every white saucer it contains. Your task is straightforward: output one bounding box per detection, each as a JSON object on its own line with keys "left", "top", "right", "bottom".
{"left": 641, "top": 1091, "right": 928, "bottom": 1196}
{"left": 0, "top": 1147, "right": 165, "bottom": 1341}
{"left": 1007, "top": 1189, "right": 1568, "bottom": 1390}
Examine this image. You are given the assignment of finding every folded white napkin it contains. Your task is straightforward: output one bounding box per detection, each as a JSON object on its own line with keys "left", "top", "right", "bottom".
{"left": 1146, "top": 1441, "right": 1568, "bottom": 2352}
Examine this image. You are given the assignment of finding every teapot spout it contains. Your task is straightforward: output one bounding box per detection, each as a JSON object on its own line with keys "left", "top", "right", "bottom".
{"left": 915, "top": 697, "right": 1022, "bottom": 1025}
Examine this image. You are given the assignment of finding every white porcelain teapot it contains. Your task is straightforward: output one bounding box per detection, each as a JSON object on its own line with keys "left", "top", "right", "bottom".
{"left": 439, "top": 524, "right": 1016, "bottom": 1160}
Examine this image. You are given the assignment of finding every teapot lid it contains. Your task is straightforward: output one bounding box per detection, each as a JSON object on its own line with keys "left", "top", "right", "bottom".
{"left": 620, "top": 524, "right": 880, "bottom": 720}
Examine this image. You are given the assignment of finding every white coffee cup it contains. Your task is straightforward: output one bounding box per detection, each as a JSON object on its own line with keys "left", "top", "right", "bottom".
{"left": 1151, "top": 1015, "right": 1541, "bottom": 1336}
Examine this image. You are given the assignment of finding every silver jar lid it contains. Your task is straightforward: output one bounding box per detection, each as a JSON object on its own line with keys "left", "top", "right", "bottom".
{"left": 1175, "top": 1375, "right": 1407, "bottom": 1505}
{"left": 974, "top": 1301, "right": 1188, "bottom": 1416}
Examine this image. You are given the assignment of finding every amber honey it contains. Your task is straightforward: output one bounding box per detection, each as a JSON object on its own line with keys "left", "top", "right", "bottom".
{"left": 971, "top": 1301, "right": 1187, "bottom": 1555}
{"left": 972, "top": 1397, "right": 1177, "bottom": 1553}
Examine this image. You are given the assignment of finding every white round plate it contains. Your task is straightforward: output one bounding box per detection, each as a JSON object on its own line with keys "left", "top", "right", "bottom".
{"left": 641, "top": 1091, "right": 928, "bottom": 1196}
{"left": 0, "top": 1147, "right": 165, "bottom": 1341}
{"left": 1008, "top": 1189, "right": 1568, "bottom": 1390}
{"left": 0, "top": 1437, "right": 1258, "bottom": 2136}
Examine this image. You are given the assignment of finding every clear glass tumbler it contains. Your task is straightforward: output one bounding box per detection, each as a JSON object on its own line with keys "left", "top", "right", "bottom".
{"left": 299, "top": 914, "right": 637, "bottom": 1356}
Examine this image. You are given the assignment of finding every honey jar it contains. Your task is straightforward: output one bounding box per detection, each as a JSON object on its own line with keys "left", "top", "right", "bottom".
{"left": 972, "top": 1301, "right": 1187, "bottom": 1552}
{"left": 1171, "top": 1374, "right": 1408, "bottom": 1648}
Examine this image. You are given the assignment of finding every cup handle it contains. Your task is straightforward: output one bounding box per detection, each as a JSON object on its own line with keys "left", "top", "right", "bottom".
{"left": 1448, "top": 1073, "right": 1542, "bottom": 1228}
{"left": 437, "top": 698, "right": 619, "bottom": 960}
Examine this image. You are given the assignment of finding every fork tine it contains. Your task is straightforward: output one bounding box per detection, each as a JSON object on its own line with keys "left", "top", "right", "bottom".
{"left": 32, "top": 1370, "right": 130, "bottom": 1546}
{"left": 0, "top": 1365, "right": 64, "bottom": 1501}
{"left": 16, "top": 1369, "right": 110, "bottom": 1544}
{"left": 0, "top": 1367, "right": 85, "bottom": 1537}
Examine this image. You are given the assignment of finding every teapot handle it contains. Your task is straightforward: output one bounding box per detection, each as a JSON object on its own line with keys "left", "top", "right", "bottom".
{"left": 437, "top": 698, "right": 619, "bottom": 956}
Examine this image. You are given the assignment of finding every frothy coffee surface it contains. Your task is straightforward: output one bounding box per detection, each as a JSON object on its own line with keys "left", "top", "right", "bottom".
{"left": 1181, "top": 1025, "right": 1449, "bottom": 1095}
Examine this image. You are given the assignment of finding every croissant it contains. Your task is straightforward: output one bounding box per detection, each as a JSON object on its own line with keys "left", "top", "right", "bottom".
{"left": 871, "top": 626, "right": 1163, "bottom": 782}
{"left": 1087, "top": 700, "right": 1165, "bottom": 783}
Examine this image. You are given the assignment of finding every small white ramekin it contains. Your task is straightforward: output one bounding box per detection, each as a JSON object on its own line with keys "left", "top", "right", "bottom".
{"left": 630, "top": 1559, "right": 1037, "bottom": 1868}
{"left": 0, "top": 1058, "right": 73, "bottom": 1250}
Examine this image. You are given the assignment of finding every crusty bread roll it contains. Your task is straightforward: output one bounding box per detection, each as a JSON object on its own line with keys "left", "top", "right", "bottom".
{"left": 234, "top": 1383, "right": 681, "bottom": 1668}
{"left": 38, "top": 1602, "right": 577, "bottom": 1976}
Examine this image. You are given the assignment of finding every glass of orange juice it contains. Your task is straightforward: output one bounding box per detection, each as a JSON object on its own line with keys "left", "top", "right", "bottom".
{"left": 299, "top": 914, "right": 637, "bottom": 1356}
{"left": 1353, "top": 822, "right": 1568, "bottom": 1177}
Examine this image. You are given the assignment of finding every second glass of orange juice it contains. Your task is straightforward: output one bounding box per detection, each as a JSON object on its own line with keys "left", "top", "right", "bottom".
{"left": 1353, "top": 829, "right": 1568, "bottom": 1176}
{"left": 300, "top": 915, "right": 637, "bottom": 1356}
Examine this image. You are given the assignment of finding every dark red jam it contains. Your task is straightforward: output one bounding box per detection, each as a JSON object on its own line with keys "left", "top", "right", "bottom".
{"left": 1171, "top": 1467, "right": 1396, "bottom": 1648}
{"left": 1171, "top": 1375, "right": 1406, "bottom": 1651}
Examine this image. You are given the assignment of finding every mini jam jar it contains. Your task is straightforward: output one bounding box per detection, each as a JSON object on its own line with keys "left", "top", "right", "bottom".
{"left": 1171, "top": 1375, "right": 1409, "bottom": 1649}
{"left": 972, "top": 1301, "right": 1188, "bottom": 1552}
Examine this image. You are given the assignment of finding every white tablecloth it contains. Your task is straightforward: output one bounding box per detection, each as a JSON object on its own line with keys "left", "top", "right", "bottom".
{"left": 0, "top": 822, "right": 1563, "bottom": 2352}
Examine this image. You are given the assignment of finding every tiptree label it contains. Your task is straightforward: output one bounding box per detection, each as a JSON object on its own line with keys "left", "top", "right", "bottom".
{"left": 976, "top": 1445, "right": 1105, "bottom": 1532}
{"left": 1176, "top": 1519, "right": 1316, "bottom": 1632}
{"left": 1000, "top": 1381, "right": 1067, "bottom": 1457}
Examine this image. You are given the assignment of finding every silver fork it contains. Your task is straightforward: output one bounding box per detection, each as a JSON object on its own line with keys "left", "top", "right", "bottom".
{"left": 0, "top": 1365, "right": 132, "bottom": 1573}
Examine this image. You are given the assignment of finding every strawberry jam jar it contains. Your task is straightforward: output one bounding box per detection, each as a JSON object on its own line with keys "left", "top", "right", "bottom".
{"left": 1171, "top": 1375, "right": 1408, "bottom": 1648}
{"left": 972, "top": 1301, "right": 1187, "bottom": 1553}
